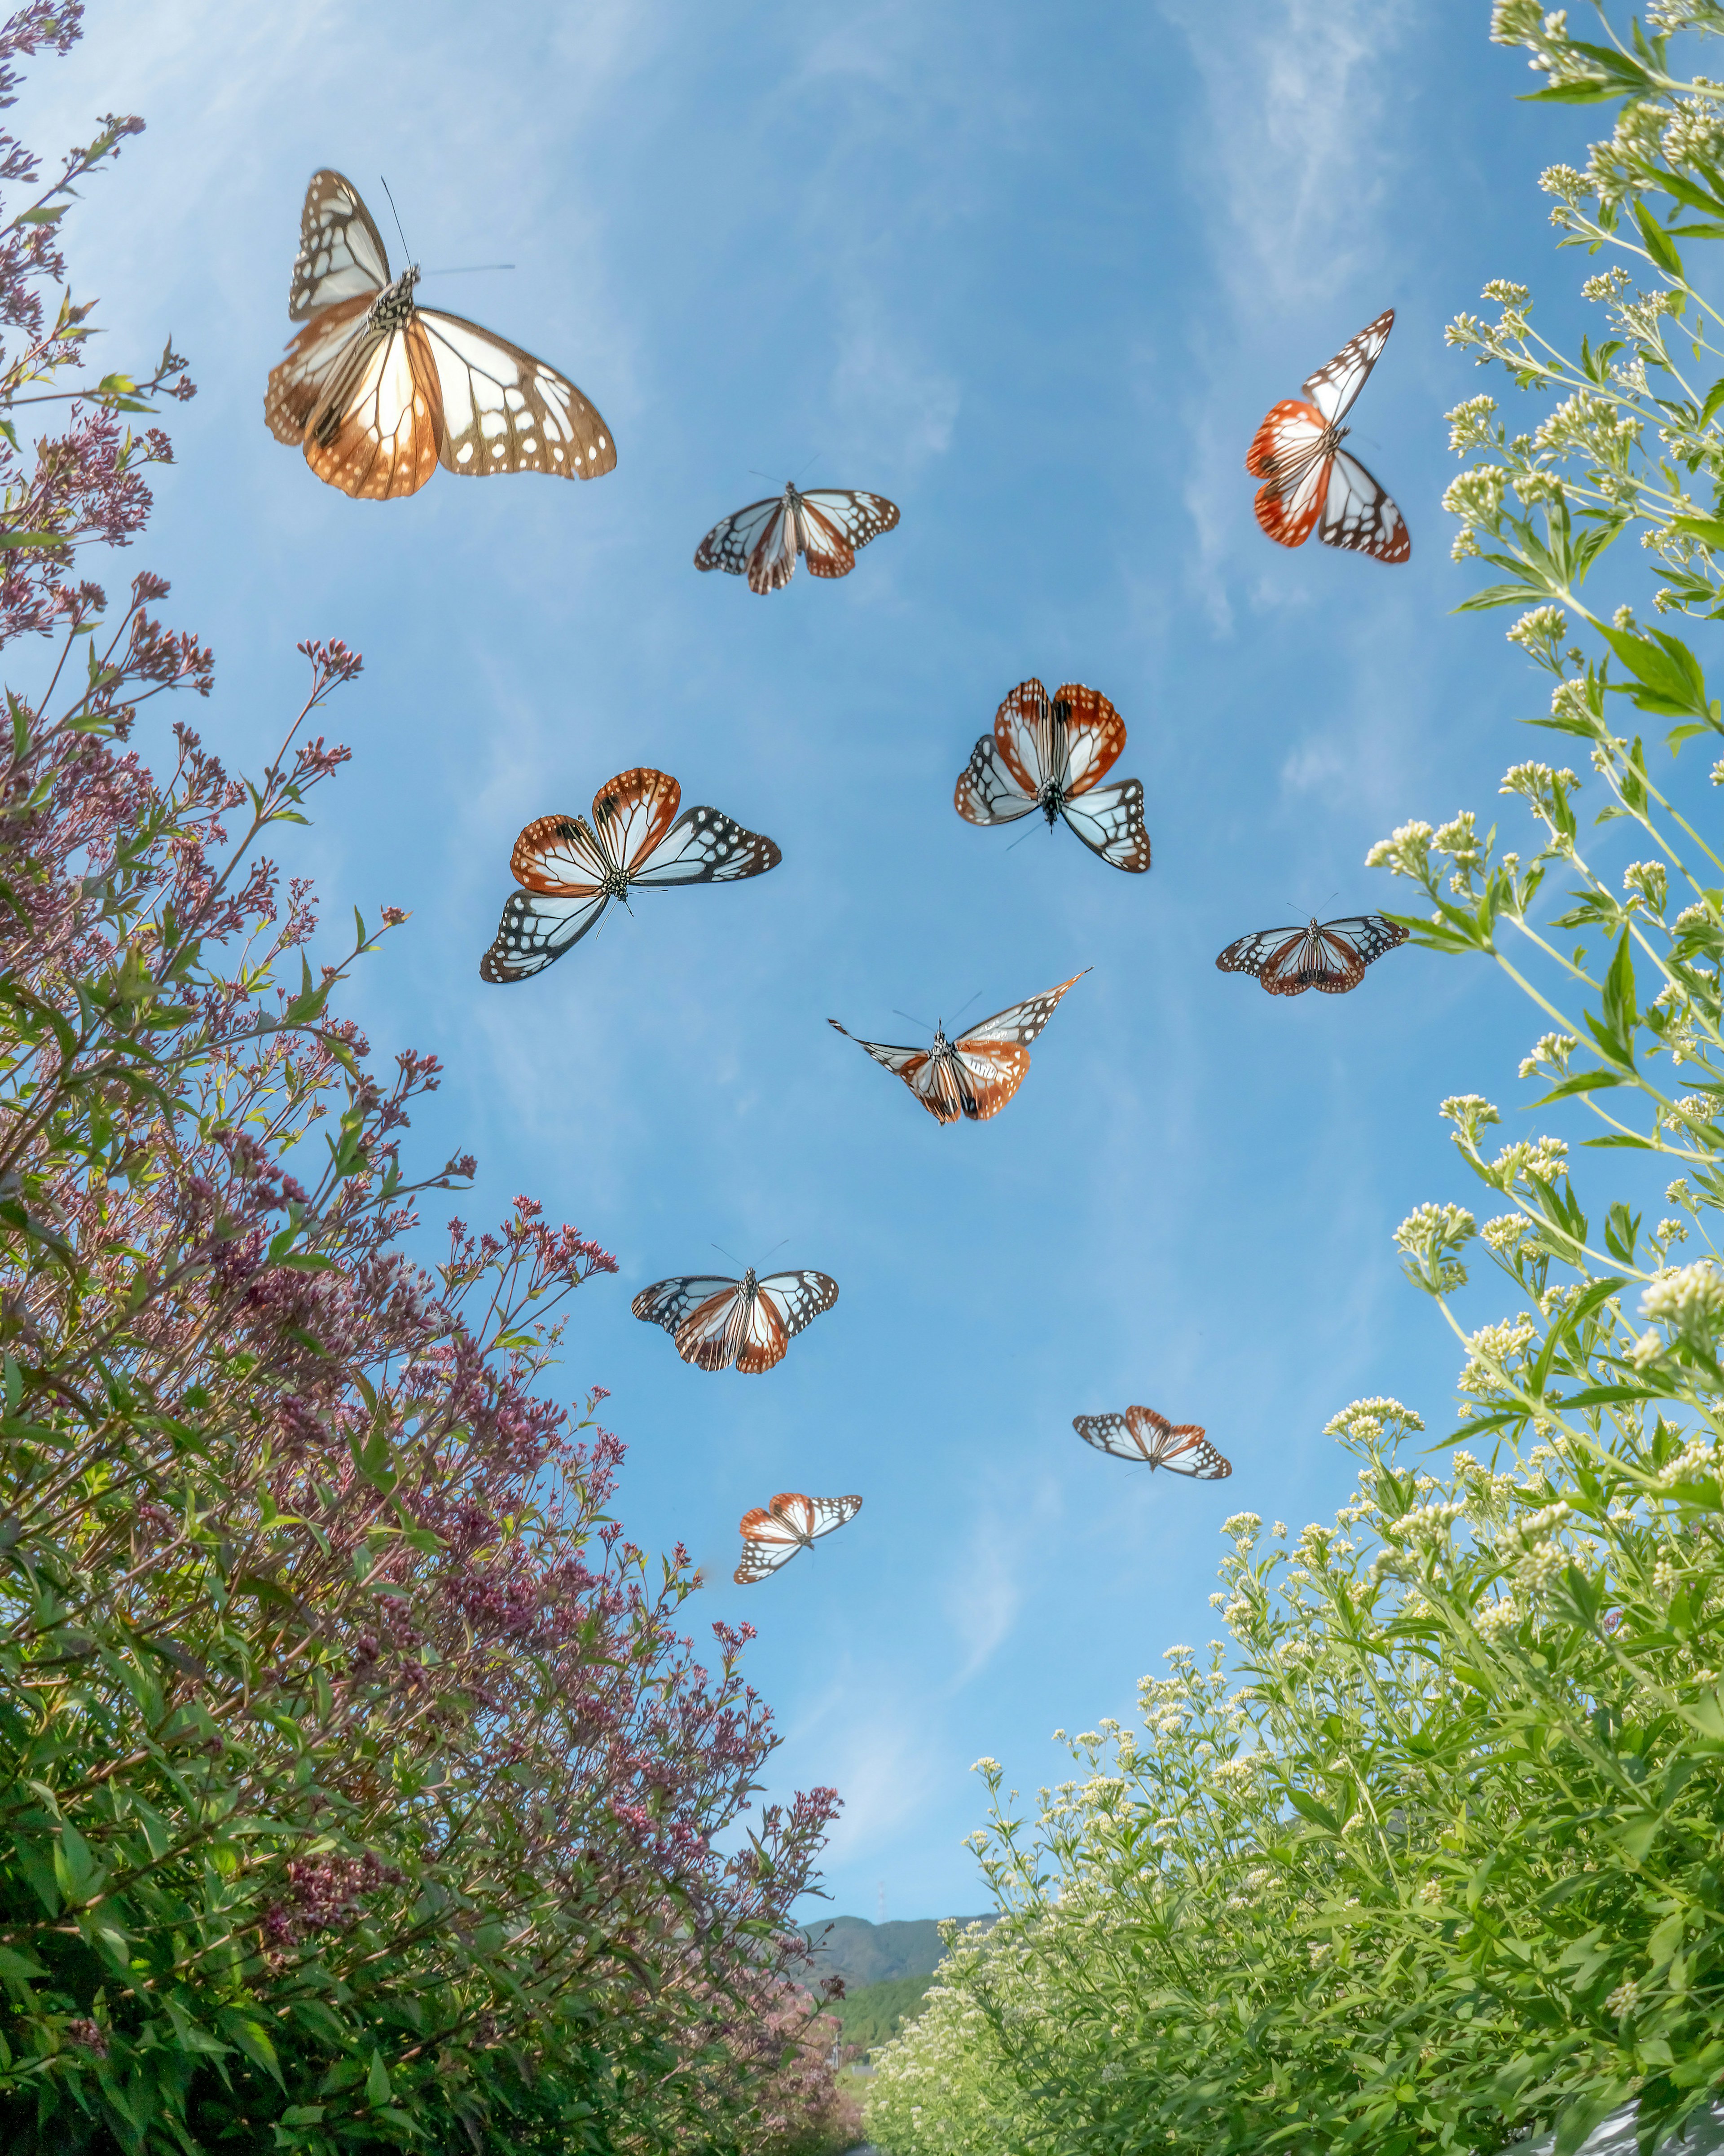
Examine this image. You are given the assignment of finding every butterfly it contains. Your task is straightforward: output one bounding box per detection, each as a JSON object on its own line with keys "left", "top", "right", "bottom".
{"left": 1214, "top": 914, "right": 1408, "bottom": 997}
{"left": 631, "top": 1267, "right": 839, "bottom": 1374}
{"left": 481, "top": 767, "right": 781, "bottom": 983}
{"left": 1246, "top": 309, "right": 1409, "bottom": 562}
{"left": 734, "top": 1493, "right": 862, "bottom": 1584}
{"left": 1072, "top": 1407, "right": 1231, "bottom": 1479}
{"left": 954, "top": 679, "right": 1152, "bottom": 873}
{"left": 264, "top": 170, "right": 616, "bottom": 499}
{"left": 829, "top": 970, "right": 1088, "bottom": 1124}
{"left": 694, "top": 483, "right": 900, "bottom": 594}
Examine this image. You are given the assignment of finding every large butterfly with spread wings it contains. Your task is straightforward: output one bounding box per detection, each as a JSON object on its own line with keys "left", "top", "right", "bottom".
{"left": 734, "top": 1493, "right": 862, "bottom": 1584}
{"left": 954, "top": 679, "right": 1152, "bottom": 873}
{"left": 481, "top": 767, "right": 780, "bottom": 983}
{"left": 1246, "top": 309, "right": 1409, "bottom": 562}
{"left": 1073, "top": 1407, "right": 1231, "bottom": 1480}
{"left": 694, "top": 483, "right": 899, "bottom": 594}
{"left": 264, "top": 170, "right": 616, "bottom": 499}
{"left": 631, "top": 1266, "right": 839, "bottom": 1375}
{"left": 829, "top": 970, "right": 1088, "bottom": 1124}
{"left": 1215, "top": 914, "right": 1407, "bottom": 997}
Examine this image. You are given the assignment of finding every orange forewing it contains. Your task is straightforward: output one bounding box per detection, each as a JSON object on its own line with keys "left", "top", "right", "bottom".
{"left": 734, "top": 1294, "right": 790, "bottom": 1376}
{"left": 957, "top": 1041, "right": 1030, "bottom": 1120}
{"left": 304, "top": 322, "right": 443, "bottom": 499}
{"left": 264, "top": 293, "right": 374, "bottom": 444}
{"left": 509, "top": 814, "right": 608, "bottom": 896}
{"left": 1247, "top": 400, "right": 1327, "bottom": 548}
{"left": 993, "top": 679, "right": 1053, "bottom": 799}
{"left": 591, "top": 767, "right": 682, "bottom": 874}
{"left": 1047, "top": 683, "right": 1126, "bottom": 796}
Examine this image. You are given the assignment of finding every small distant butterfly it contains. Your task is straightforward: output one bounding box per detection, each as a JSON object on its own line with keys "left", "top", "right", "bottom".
{"left": 695, "top": 483, "right": 900, "bottom": 594}
{"left": 481, "top": 767, "right": 781, "bottom": 983}
{"left": 1073, "top": 1407, "right": 1231, "bottom": 1479}
{"left": 265, "top": 169, "right": 616, "bottom": 498}
{"left": 1215, "top": 914, "right": 1408, "bottom": 997}
{"left": 1246, "top": 309, "right": 1409, "bottom": 562}
{"left": 734, "top": 1492, "right": 862, "bottom": 1584}
{"left": 631, "top": 1267, "right": 839, "bottom": 1375}
{"left": 830, "top": 970, "right": 1088, "bottom": 1124}
{"left": 954, "top": 679, "right": 1152, "bottom": 873}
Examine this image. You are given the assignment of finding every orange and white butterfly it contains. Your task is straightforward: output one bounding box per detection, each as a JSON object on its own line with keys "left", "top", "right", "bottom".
{"left": 734, "top": 1493, "right": 862, "bottom": 1585}
{"left": 481, "top": 767, "right": 781, "bottom": 983}
{"left": 632, "top": 1267, "right": 839, "bottom": 1375}
{"left": 694, "top": 483, "right": 899, "bottom": 594}
{"left": 1215, "top": 913, "right": 1407, "bottom": 997}
{"left": 829, "top": 970, "right": 1087, "bottom": 1124}
{"left": 265, "top": 170, "right": 616, "bottom": 499}
{"left": 955, "top": 679, "right": 1151, "bottom": 873}
{"left": 1246, "top": 309, "right": 1409, "bottom": 562}
{"left": 1073, "top": 1407, "right": 1231, "bottom": 1479}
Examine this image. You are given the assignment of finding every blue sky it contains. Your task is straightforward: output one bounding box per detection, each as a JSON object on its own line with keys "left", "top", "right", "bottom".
{"left": 19, "top": 0, "right": 1626, "bottom": 1921}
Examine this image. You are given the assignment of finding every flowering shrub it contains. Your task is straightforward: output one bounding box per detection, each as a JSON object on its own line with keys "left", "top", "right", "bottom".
{"left": 0, "top": 9, "right": 840, "bottom": 2152}
{"left": 868, "top": 7, "right": 1724, "bottom": 2154}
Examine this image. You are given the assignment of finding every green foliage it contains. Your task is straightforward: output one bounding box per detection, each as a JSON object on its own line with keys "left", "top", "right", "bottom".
{"left": 867, "top": 5, "right": 1724, "bottom": 2155}
{"left": 830, "top": 1977, "right": 933, "bottom": 2056}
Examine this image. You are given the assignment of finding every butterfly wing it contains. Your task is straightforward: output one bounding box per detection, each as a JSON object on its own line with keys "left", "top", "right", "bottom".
{"left": 1247, "top": 401, "right": 1330, "bottom": 549}
{"left": 796, "top": 490, "right": 900, "bottom": 580}
{"left": 508, "top": 812, "right": 611, "bottom": 894}
{"left": 748, "top": 500, "right": 799, "bottom": 593}
{"left": 756, "top": 1271, "right": 840, "bottom": 1346}
{"left": 632, "top": 1275, "right": 737, "bottom": 1336}
{"left": 1318, "top": 449, "right": 1410, "bottom": 563}
{"left": 784, "top": 1491, "right": 863, "bottom": 1539}
{"left": 1058, "top": 778, "right": 1152, "bottom": 872}
{"left": 1073, "top": 1413, "right": 1150, "bottom": 1462}
{"left": 417, "top": 309, "right": 615, "bottom": 481}
{"left": 946, "top": 1043, "right": 1028, "bottom": 1120}
{"left": 628, "top": 806, "right": 783, "bottom": 888}
{"left": 954, "top": 735, "right": 1037, "bottom": 826}
{"left": 694, "top": 496, "right": 785, "bottom": 582}
{"left": 1301, "top": 307, "right": 1394, "bottom": 427}
{"left": 301, "top": 321, "right": 444, "bottom": 498}
{"left": 827, "top": 1021, "right": 925, "bottom": 1080}
{"left": 1321, "top": 914, "right": 1409, "bottom": 966}
{"left": 265, "top": 295, "right": 378, "bottom": 446}
{"left": 989, "top": 679, "right": 1056, "bottom": 798}
{"left": 288, "top": 171, "right": 390, "bottom": 320}
{"left": 1046, "top": 684, "right": 1128, "bottom": 798}
{"left": 1127, "top": 1406, "right": 1231, "bottom": 1479}
{"left": 960, "top": 971, "right": 1089, "bottom": 1051}
{"left": 480, "top": 890, "right": 611, "bottom": 983}
{"left": 675, "top": 1284, "right": 762, "bottom": 1372}
{"left": 588, "top": 768, "right": 681, "bottom": 877}
{"left": 734, "top": 1508, "right": 805, "bottom": 1583}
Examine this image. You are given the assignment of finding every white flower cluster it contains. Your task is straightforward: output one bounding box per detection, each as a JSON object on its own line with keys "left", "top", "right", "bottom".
{"left": 1506, "top": 608, "right": 1567, "bottom": 655}
{"left": 1322, "top": 1398, "right": 1424, "bottom": 1443}
{"left": 1640, "top": 1260, "right": 1724, "bottom": 1344}
{"left": 1447, "top": 394, "right": 1499, "bottom": 452}
{"left": 1459, "top": 1316, "right": 1538, "bottom": 1400}
{"left": 1623, "top": 860, "right": 1669, "bottom": 916}
{"left": 1533, "top": 391, "right": 1640, "bottom": 461}
{"left": 1386, "top": 1499, "right": 1467, "bottom": 1546}
{"left": 1475, "top": 1595, "right": 1523, "bottom": 1635}
{"left": 1394, "top": 1202, "right": 1477, "bottom": 1257}
{"left": 1581, "top": 265, "right": 1632, "bottom": 301}
{"left": 1442, "top": 468, "right": 1507, "bottom": 535}
{"left": 1519, "top": 1032, "right": 1577, "bottom": 1080}
{"left": 1491, "top": 1134, "right": 1570, "bottom": 1188}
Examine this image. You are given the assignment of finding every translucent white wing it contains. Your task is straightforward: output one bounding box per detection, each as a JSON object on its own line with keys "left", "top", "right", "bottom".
{"left": 1058, "top": 778, "right": 1152, "bottom": 873}
{"left": 418, "top": 310, "right": 615, "bottom": 481}
{"left": 1320, "top": 914, "right": 1408, "bottom": 966}
{"left": 756, "top": 1271, "right": 840, "bottom": 1340}
{"left": 1319, "top": 450, "right": 1410, "bottom": 563}
{"left": 289, "top": 171, "right": 391, "bottom": 320}
{"left": 694, "top": 496, "right": 784, "bottom": 578}
{"left": 631, "top": 1276, "right": 737, "bottom": 1333}
{"left": 1246, "top": 402, "right": 1331, "bottom": 550}
{"left": 1214, "top": 925, "right": 1305, "bottom": 981}
{"left": 748, "top": 503, "right": 798, "bottom": 594}
{"left": 734, "top": 1494, "right": 861, "bottom": 1584}
{"left": 798, "top": 491, "right": 900, "bottom": 550}
{"left": 264, "top": 296, "right": 378, "bottom": 447}
{"left": 588, "top": 768, "right": 681, "bottom": 877}
{"left": 1073, "top": 1413, "right": 1144, "bottom": 1462}
{"left": 1042, "top": 684, "right": 1127, "bottom": 799}
{"left": 508, "top": 812, "right": 613, "bottom": 895}
{"left": 677, "top": 1284, "right": 778, "bottom": 1372}
{"left": 960, "top": 970, "right": 1088, "bottom": 1050}
{"left": 794, "top": 489, "right": 899, "bottom": 580}
{"left": 827, "top": 1023, "right": 927, "bottom": 1078}
{"left": 734, "top": 1532, "right": 802, "bottom": 1583}
{"left": 300, "top": 321, "right": 443, "bottom": 498}
{"left": 629, "top": 805, "right": 783, "bottom": 887}
{"left": 480, "top": 888, "right": 610, "bottom": 983}
{"left": 1302, "top": 307, "right": 1394, "bottom": 427}
{"left": 954, "top": 736, "right": 1037, "bottom": 826}
{"left": 788, "top": 1492, "right": 863, "bottom": 1539}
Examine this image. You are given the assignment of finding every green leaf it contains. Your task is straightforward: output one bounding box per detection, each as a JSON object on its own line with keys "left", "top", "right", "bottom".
{"left": 1673, "top": 513, "right": 1724, "bottom": 548}
{"left": 1455, "top": 580, "right": 1546, "bottom": 614}
{"left": 1599, "top": 622, "right": 1712, "bottom": 721}
{"left": 1285, "top": 1789, "right": 1340, "bottom": 1833}
{"left": 217, "top": 2008, "right": 285, "bottom": 2088}
{"left": 1635, "top": 198, "right": 1685, "bottom": 278}
{"left": 365, "top": 2048, "right": 393, "bottom": 2107}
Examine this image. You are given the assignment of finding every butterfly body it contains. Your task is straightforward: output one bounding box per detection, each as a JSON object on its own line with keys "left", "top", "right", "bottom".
{"left": 695, "top": 482, "right": 900, "bottom": 594}
{"left": 1246, "top": 309, "right": 1409, "bottom": 562}
{"left": 830, "top": 970, "right": 1087, "bottom": 1124}
{"left": 1073, "top": 1406, "right": 1231, "bottom": 1479}
{"left": 734, "top": 1492, "right": 862, "bottom": 1584}
{"left": 482, "top": 768, "right": 781, "bottom": 983}
{"left": 632, "top": 1265, "right": 839, "bottom": 1373}
{"left": 954, "top": 680, "right": 1151, "bottom": 873}
{"left": 268, "top": 170, "right": 615, "bottom": 499}
{"left": 1215, "top": 913, "right": 1407, "bottom": 997}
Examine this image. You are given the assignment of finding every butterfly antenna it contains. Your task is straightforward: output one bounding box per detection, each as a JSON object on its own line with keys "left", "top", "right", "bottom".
{"left": 759, "top": 1239, "right": 788, "bottom": 1264}
{"left": 792, "top": 451, "right": 821, "bottom": 482}
{"left": 891, "top": 1008, "right": 934, "bottom": 1032}
{"left": 950, "top": 989, "right": 985, "bottom": 1024}
{"left": 378, "top": 176, "right": 413, "bottom": 266}
{"left": 711, "top": 1243, "right": 742, "bottom": 1267}
{"left": 424, "top": 261, "right": 516, "bottom": 276}
{"left": 1004, "top": 828, "right": 1038, "bottom": 854}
